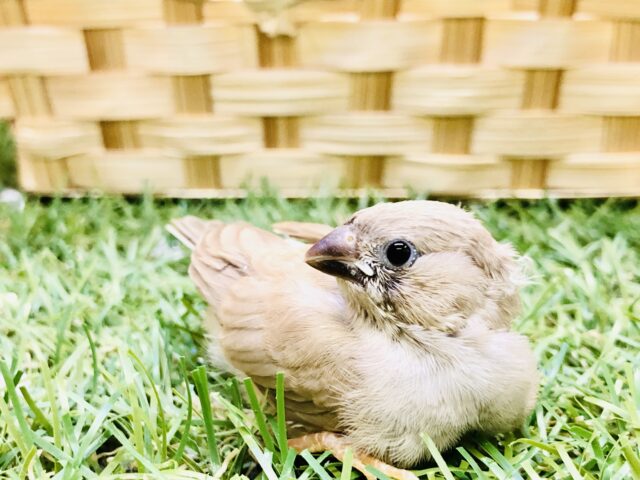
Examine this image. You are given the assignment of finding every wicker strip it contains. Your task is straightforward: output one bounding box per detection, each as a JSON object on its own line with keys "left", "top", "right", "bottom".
{"left": 547, "top": 153, "right": 640, "bottom": 192}
{"left": 383, "top": 154, "right": 510, "bottom": 194}
{"left": 301, "top": 113, "right": 432, "bottom": 156}
{"left": 394, "top": 67, "right": 523, "bottom": 115}
{"left": 0, "top": 27, "right": 89, "bottom": 74}
{"left": 138, "top": 117, "right": 262, "bottom": 155}
{"left": 67, "top": 150, "right": 184, "bottom": 192}
{"left": 298, "top": 20, "right": 442, "bottom": 71}
{"left": 473, "top": 113, "right": 602, "bottom": 157}
{"left": 508, "top": 0, "right": 576, "bottom": 189}
{"left": 25, "top": 0, "right": 164, "bottom": 27}
{"left": 400, "top": 0, "right": 511, "bottom": 17}
{"left": 124, "top": 25, "right": 258, "bottom": 74}
{"left": 165, "top": 0, "right": 219, "bottom": 189}
{"left": 484, "top": 18, "right": 612, "bottom": 68}
{"left": 345, "top": 0, "right": 399, "bottom": 188}
{"left": 578, "top": 0, "right": 640, "bottom": 19}
{"left": 562, "top": 65, "right": 640, "bottom": 115}
{"left": 1, "top": 0, "right": 59, "bottom": 191}
{"left": 15, "top": 119, "right": 101, "bottom": 158}
{"left": 219, "top": 149, "right": 345, "bottom": 189}
{"left": 48, "top": 74, "right": 174, "bottom": 120}
{"left": 213, "top": 70, "right": 350, "bottom": 116}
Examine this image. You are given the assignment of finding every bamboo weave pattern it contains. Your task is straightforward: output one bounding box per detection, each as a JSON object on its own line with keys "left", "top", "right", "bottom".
{"left": 1, "top": 0, "right": 639, "bottom": 196}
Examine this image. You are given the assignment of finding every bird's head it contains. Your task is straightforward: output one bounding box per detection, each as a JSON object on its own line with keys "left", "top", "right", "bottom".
{"left": 305, "top": 200, "right": 523, "bottom": 334}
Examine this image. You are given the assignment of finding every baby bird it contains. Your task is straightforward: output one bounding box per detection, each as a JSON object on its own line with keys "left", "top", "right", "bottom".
{"left": 168, "top": 200, "right": 538, "bottom": 479}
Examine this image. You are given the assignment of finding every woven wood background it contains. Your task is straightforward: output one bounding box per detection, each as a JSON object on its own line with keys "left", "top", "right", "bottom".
{"left": 1, "top": 0, "right": 639, "bottom": 197}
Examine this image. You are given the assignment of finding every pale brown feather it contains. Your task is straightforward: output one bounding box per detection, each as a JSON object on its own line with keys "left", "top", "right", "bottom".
{"left": 272, "top": 221, "right": 333, "bottom": 243}
{"left": 169, "top": 216, "right": 352, "bottom": 432}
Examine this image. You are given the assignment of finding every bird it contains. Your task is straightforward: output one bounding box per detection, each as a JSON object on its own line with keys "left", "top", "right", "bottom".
{"left": 167, "top": 200, "right": 538, "bottom": 479}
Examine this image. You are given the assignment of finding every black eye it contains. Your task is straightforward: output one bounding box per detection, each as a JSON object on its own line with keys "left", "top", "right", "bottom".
{"left": 384, "top": 240, "right": 414, "bottom": 268}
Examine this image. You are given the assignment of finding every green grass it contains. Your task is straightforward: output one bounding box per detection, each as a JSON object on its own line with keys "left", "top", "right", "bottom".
{"left": 0, "top": 122, "right": 16, "bottom": 189}
{"left": 1, "top": 194, "right": 639, "bottom": 479}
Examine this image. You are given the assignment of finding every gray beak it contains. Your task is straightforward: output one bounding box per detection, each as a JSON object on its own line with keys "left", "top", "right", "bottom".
{"left": 305, "top": 226, "right": 373, "bottom": 281}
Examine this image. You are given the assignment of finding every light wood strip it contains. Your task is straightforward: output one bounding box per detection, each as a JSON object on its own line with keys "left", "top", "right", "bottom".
{"left": 547, "top": 153, "right": 640, "bottom": 193}
{"left": 83, "top": 29, "right": 141, "bottom": 150}
{"left": 484, "top": 18, "right": 611, "bottom": 68}
{"left": 599, "top": 18, "right": 640, "bottom": 155}
{"left": 400, "top": 0, "right": 511, "bottom": 18}
{"left": 473, "top": 113, "right": 601, "bottom": 157}
{"left": 202, "top": 0, "right": 360, "bottom": 24}
{"left": 301, "top": 113, "right": 432, "bottom": 156}
{"left": 298, "top": 20, "right": 441, "bottom": 72}
{"left": 124, "top": 24, "right": 257, "bottom": 74}
{"left": 25, "top": 0, "right": 164, "bottom": 27}
{"left": 7, "top": 75, "right": 52, "bottom": 117}
{"left": 509, "top": 0, "right": 576, "bottom": 190}
{"left": 0, "top": 27, "right": 89, "bottom": 74}
{"left": 431, "top": 17, "right": 483, "bottom": 156}
{"left": 48, "top": 73, "right": 174, "bottom": 121}
{"left": 383, "top": 154, "right": 511, "bottom": 192}
{"left": 346, "top": 0, "right": 399, "bottom": 188}
{"left": 394, "top": 66, "right": 523, "bottom": 115}
{"left": 1, "top": 0, "right": 60, "bottom": 191}
{"left": 14, "top": 119, "right": 102, "bottom": 158}
{"left": 602, "top": 118, "right": 640, "bottom": 153}
{"left": 164, "top": 0, "right": 219, "bottom": 188}
{"left": 578, "top": 0, "right": 640, "bottom": 19}
{"left": 138, "top": 117, "right": 262, "bottom": 155}
{"left": 219, "top": 150, "right": 345, "bottom": 189}
{"left": 163, "top": 0, "right": 203, "bottom": 23}
{"left": 67, "top": 150, "right": 186, "bottom": 192}
{"left": 257, "top": 30, "right": 299, "bottom": 148}
{"left": 212, "top": 70, "right": 349, "bottom": 116}
{"left": 562, "top": 65, "right": 640, "bottom": 115}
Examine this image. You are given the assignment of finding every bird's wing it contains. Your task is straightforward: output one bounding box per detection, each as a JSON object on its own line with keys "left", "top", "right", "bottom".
{"left": 168, "top": 216, "right": 352, "bottom": 430}
{"left": 272, "top": 221, "right": 333, "bottom": 243}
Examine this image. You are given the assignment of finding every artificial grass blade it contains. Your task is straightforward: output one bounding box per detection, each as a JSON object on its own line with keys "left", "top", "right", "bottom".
{"left": 191, "top": 366, "right": 221, "bottom": 469}
{"left": 244, "top": 377, "right": 277, "bottom": 454}
{"left": 173, "top": 358, "right": 194, "bottom": 463}
{"left": 300, "top": 449, "right": 333, "bottom": 480}
{"left": 340, "top": 447, "right": 353, "bottom": 480}
{"left": 275, "top": 372, "right": 288, "bottom": 463}
{"left": 421, "top": 434, "right": 455, "bottom": 480}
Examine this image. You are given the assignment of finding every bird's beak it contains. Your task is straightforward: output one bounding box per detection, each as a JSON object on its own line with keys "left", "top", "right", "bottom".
{"left": 305, "top": 225, "right": 372, "bottom": 281}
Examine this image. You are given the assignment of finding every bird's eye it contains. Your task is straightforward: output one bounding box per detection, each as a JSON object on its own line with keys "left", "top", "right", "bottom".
{"left": 384, "top": 240, "right": 415, "bottom": 268}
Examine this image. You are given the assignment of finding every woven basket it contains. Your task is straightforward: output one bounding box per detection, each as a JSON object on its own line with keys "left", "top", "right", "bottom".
{"left": 1, "top": 0, "right": 639, "bottom": 197}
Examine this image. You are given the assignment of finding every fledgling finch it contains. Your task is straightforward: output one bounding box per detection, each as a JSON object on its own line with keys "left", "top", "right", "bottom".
{"left": 168, "top": 200, "right": 538, "bottom": 479}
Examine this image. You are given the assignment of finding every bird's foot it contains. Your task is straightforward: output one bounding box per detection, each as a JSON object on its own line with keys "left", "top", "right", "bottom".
{"left": 288, "top": 432, "right": 419, "bottom": 480}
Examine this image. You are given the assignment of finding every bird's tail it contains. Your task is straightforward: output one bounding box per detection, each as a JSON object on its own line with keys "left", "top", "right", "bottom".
{"left": 166, "top": 216, "right": 218, "bottom": 250}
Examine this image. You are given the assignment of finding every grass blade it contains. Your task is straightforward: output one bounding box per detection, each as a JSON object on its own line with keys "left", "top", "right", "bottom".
{"left": 243, "top": 377, "right": 276, "bottom": 454}
{"left": 300, "top": 449, "right": 333, "bottom": 480}
{"left": 173, "top": 358, "right": 194, "bottom": 463}
{"left": 275, "top": 372, "right": 288, "bottom": 462}
{"left": 279, "top": 448, "right": 297, "bottom": 480}
{"left": 457, "top": 446, "right": 488, "bottom": 480}
{"left": 129, "top": 350, "right": 168, "bottom": 461}
{"left": 556, "top": 445, "right": 584, "bottom": 480}
{"left": 421, "top": 434, "right": 455, "bottom": 480}
{"left": 340, "top": 447, "right": 353, "bottom": 480}
{"left": 192, "top": 366, "right": 220, "bottom": 468}
{"left": 82, "top": 323, "right": 99, "bottom": 394}
{"left": 0, "top": 360, "right": 33, "bottom": 448}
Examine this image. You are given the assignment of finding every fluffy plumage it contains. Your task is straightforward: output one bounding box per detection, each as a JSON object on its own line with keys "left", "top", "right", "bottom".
{"left": 169, "top": 200, "right": 538, "bottom": 468}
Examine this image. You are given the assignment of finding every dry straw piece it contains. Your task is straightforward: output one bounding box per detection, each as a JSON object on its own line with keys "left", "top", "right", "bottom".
{"left": 1, "top": 0, "right": 639, "bottom": 197}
